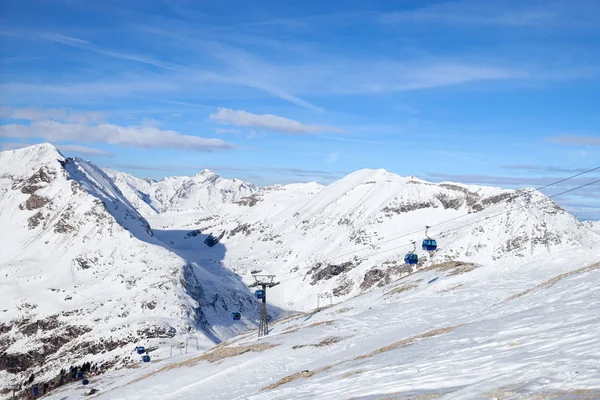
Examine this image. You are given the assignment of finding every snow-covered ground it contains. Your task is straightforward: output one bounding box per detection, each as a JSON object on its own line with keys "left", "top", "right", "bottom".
{"left": 44, "top": 249, "right": 600, "bottom": 399}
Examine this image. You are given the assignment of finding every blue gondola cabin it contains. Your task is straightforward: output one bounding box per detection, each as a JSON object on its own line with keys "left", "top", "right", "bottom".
{"left": 142, "top": 355, "right": 151, "bottom": 363}
{"left": 255, "top": 289, "right": 265, "bottom": 299}
{"left": 82, "top": 379, "right": 89, "bottom": 385}
{"left": 232, "top": 312, "right": 241, "bottom": 320}
{"left": 404, "top": 253, "right": 419, "bottom": 265}
{"left": 76, "top": 371, "right": 84, "bottom": 379}
{"left": 136, "top": 346, "right": 145, "bottom": 354}
{"left": 422, "top": 239, "right": 437, "bottom": 251}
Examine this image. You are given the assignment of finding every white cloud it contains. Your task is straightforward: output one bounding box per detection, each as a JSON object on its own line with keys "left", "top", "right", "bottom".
{"left": 216, "top": 128, "right": 243, "bottom": 134}
{"left": 327, "top": 151, "right": 341, "bottom": 163}
{"left": 0, "top": 106, "right": 105, "bottom": 124}
{"left": 0, "top": 120, "right": 234, "bottom": 152}
{"left": 55, "top": 144, "right": 114, "bottom": 157}
{"left": 548, "top": 136, "right": 600, "bottom": 146}
{"left": 209, "top": 108, "right": 344, "bottom": 135}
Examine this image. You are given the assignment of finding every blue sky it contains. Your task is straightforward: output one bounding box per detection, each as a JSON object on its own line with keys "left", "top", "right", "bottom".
{"left": 1, "top": 0, "right": 599, "bottom": 219}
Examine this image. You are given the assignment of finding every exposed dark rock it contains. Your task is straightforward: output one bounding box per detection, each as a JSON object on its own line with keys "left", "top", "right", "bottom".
{"left": 382, "top": 201, "right": 436, "bottom": 216}
{"left": 481, "top": 192, "right": 514, "bottom": 207}
{"left": 18, "top": 167, "right": 56, "bottom": 195}
{"left": 435, "top": 193, "right": 464, "bottom": 210}
{"left": 204, "top": 231, "right": 225, "bottom": 247}
{"left": 332, "top": 278, "right": 353, "bottom": 297}
{"left": 228, "top": 223, "right": 252, "bottom": 238}
{"left": 24, "top": 194, "right": 49, "bottom": 210}
{"left": 54, "top": 208, "right": 75, "bottom": 233}
{"left": 309, "top": 261, "right": 355, "bottom": 285}
{"left": 75, "top": 256, "right": 97, "bottom": 270}
{"left": 136, "top": 324, "right": 177, "bottom": 339}
{"left": 0, "top": 323, "right": 12, "bottom": 334}
{"left": 234, "top": 194, "right": 262, "bottom": 207}
{"left": 141, "top": 301, "right": 157, "bottom": 310}
{"left": 27, "top": 211, "right": 44, "bottom": 229}
{"left": 360, "top": 268, "right": 387, "bottom": 290}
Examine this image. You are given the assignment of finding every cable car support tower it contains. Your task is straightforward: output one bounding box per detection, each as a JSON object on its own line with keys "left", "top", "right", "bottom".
{"left": 249, "top": 274, "right": 279, "bottom": 337}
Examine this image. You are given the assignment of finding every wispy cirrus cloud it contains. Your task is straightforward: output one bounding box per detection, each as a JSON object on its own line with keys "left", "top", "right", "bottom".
{"left": 547, "top": 136, "right": 600, "bottom": 146}
{"left": 209, "top": 108, "right": 344, "bottom": 135}
{"left": 0, "top": 106, "right": 105, "bottom": 124}
{"left": 0, "top": 120, "right": 234, "bottom": 152}
{"left": 38, "top": 33, "right": 183, "bottom": 71}
{"left": 500, "top": 165, "right": 592, "bottom": 173}
{"left": 216, "top": 128, "right": 243, "bottom": 134}
{"left": 378, "top": 0, "right": 600, "bottom": 28}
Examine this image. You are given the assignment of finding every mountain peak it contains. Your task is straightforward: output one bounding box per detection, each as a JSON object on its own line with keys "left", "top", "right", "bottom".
{"left": 0, "top": 142, "right": 65, "bottom": 179}
{"left": 195, "top": 169, "right": 219, "bottom": 179}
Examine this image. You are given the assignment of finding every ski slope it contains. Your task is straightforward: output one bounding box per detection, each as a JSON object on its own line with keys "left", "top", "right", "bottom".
{"left": 43, "top": 249, "right": 600, "bottom": 399}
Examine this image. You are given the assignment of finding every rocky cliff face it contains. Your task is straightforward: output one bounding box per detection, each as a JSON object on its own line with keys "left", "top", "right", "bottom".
{"left": 0, "top": 144, "right": 261, "bottom": 399}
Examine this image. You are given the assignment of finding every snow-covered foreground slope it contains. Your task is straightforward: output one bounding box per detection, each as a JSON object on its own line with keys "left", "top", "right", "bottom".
{"left": 134, "top": 169, "right": 600, "bottom": 311}
{"left": 46, "top": 249, "right": 600, "bottom": 399}
{"left": 0, "top": 145, "right": 263, "bottom": 398}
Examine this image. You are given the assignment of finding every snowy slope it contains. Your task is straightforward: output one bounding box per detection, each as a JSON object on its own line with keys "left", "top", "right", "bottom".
{"left": 584, "top": 220, "right": 600, "bottom": 235}
{"left": 103, "top": 168, "right": 258, "bottom": 215}
{"left": 0, "top": 144, "right": 263, "bottom": 399}
{"left": 135, "top": 169, "right": 600, "bottom": 311}
{"left": 45, "top": 249, "right": 600, "bottom": 399}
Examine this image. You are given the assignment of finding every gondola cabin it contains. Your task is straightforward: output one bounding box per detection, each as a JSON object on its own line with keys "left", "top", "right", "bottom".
{"left": 142, "top": 355, "right": 151, "bottom": 363}
{"left": 255, "top": 289, "right": 265, "bottom": 299}
{"left": 136, "top": 346, "right": 145, "bottom": 354}
{"left": 33, "top": 386, "right": 39, "bottom": 397}
{"left": 76, "top": 371, "right": 84, "bottom": 379}
{"left": 232, "top": 312, "right": 241, "bottom": 321}
{"left": 422, "top": 239, "right": 437, "bottom": 251}
{"left": 82, "top": 379, "right": 89, "bottom": 385}
{"left": 404, "top": 253, "right": 419, "bottom": 265}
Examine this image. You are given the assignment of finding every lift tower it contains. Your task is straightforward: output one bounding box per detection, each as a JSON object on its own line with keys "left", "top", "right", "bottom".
{"left": 249, "top": 274, "right": 280, "bottom": 337}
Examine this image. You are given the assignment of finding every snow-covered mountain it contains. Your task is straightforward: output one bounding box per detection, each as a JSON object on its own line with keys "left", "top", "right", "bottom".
{"left": 0, "top": 144, "right": 264, "bottom": 399}
{"left": 112, "top": 167, "right": 600, "bottom": 311}
{"left": 103, "top": 168, "right": 258, "bottom": 215}
{"left": 2, "top": 143, "right": 599, "bottom": 399}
